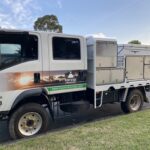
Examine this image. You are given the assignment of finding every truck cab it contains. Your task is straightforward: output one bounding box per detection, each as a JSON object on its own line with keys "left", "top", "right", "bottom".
{"left": 0, "top": 30, "right": 87, "bottom": 139}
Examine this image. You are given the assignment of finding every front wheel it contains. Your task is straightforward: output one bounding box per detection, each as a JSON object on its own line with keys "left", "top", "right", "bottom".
{"left": 9, "top": 103, "right": 50, "bottom": 139}
{"left": 121, "top": 89, "right": 144, "bottom": 113}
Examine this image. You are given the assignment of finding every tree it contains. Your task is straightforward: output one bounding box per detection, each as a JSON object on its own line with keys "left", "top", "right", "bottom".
{"left": 128, "top": 40, "right": 141, "bottom": 45}
{"left": 34, "top": 15, "right": 63, "bottom": 33}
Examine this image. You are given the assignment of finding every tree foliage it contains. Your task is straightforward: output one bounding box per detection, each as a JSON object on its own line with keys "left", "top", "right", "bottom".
{"left": 34, "top": 15, "right": 63, "bottom": 33}
{"left": 128, "top": 40, "right": 141, "bottom": 45}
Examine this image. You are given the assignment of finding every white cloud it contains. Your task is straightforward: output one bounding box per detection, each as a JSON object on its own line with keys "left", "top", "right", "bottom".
{"left": 57, "top": 0, "right": 63, "bottom": 9}
{"left": 92, "top": 33, "right": 107, "bottom": 38}
{"left": 0, "top": 0, "right": 41, "bottom": 29}
{"left": 0, "top": 12, "right": 15, "bottom": 29}
{"left": 86, "top": 33, "right": 117, "bottom": 40}
{"left": 86, "top": 33, "right": 107, "bottom": 38}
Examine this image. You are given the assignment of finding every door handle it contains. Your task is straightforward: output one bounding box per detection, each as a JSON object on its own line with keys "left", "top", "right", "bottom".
{"left": 34, "top": 73, "right": 40, "bottom": 83}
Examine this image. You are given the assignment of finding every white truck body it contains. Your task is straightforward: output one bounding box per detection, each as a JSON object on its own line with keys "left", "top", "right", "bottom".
{"left": 0, "top": 29, "right": 149, "bottom": 139}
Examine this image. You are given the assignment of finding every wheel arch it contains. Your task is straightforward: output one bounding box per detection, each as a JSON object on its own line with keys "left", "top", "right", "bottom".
{"left": 10, "top": 88, "right": 54, "bottom": 120}
{"left": 129, "top": 87, "right": 147, "bottom": 102}
{"left": 121, "top": 86, "right": 147, "bottom": 103}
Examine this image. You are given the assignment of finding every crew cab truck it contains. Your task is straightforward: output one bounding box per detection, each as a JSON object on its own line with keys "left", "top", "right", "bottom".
{"left": 0, "top": 30, "right": 149, "bottom": 139}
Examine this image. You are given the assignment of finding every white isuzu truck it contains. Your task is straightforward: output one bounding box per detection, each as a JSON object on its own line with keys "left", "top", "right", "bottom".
{"left": 0, "top": 29, "right": 150, "bottom": 139}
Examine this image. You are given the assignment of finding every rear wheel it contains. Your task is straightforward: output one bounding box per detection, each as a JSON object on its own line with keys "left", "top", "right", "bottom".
{"left": 121, "top": 89, "right": 144, "bottom": 113}
{"left": 9, "top": 103, "right": 49, "bottom": 139}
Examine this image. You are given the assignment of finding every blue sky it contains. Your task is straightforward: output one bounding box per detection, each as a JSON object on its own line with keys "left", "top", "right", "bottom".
{"left": 0, "top": 0, "right": 150, "bottom": 44}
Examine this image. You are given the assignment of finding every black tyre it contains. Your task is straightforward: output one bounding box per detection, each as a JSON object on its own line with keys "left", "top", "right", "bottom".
{"left": 121, "top": 89, "right": 144, "bottom": 113}
{"left": 9, "top": 103, "right": 49, "bottom": 139}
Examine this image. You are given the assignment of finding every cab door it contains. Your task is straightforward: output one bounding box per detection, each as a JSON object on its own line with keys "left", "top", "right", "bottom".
{"left": 0, "top": 31, "right": 42, "bottom": 112}
{"left": 46, "top": 33, "right": 87, "bottom": 95}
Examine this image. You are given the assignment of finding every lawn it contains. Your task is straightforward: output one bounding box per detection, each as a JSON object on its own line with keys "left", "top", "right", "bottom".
{"left": 0, "top": 110, "right": 150, "bottom": 150}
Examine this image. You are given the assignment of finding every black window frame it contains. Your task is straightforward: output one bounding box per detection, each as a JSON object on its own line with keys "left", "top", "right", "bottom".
{"left": 0, "top": 33, "right": 38, "bottom": 71}
{"left": 52, "top": 37, "right": 81, "bottom": 60}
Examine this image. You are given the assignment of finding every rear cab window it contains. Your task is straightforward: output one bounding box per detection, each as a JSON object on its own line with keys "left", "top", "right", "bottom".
{"left": 52, "top": 37, "right": 81, "bottom": 60}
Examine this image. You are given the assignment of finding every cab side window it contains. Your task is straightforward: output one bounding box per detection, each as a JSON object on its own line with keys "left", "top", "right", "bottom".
{"left": 0, "top": 33, "right": 38, "bottom": 70}
{"left": 52, "top": 37, "right": 81, "bottom": 60}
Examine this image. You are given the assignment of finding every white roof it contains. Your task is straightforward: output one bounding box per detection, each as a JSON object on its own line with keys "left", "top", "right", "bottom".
{"left": 0, "top": 29, "right": 84, "bottom": 38}
{"left": 86, "top": 33, "right": 117, "bottom": 45}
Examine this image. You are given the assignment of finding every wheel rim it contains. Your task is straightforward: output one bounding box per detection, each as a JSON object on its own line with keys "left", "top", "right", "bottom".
{"left": 130, "top": 95, "right": 141, "bottom": 111}
{"left": 18, "top": 112, "right": 42, "bottom": 136}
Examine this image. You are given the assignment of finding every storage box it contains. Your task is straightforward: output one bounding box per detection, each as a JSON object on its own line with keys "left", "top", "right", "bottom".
{"left": 96, "top": 41, "right": 117, "bottom": 68}
{"left": 96, "top": 68, "right": 124, "bottom": 85}
{"left": 96, "top": 57, "right": 117, "bottom": 68}
{"left": 96, "top": 69, "right": 110, "bottom": 85}
{"left": 144, "top": 65, "right": 150, "bottom": 79}
{"left": 111, "top": 69, "right": 124, "bottom": 83}
{"left": 126, "top": 56, "right": 144, "bottom": 80}
{"left": 144, "top": 56, "right": 150, "bottom": 65}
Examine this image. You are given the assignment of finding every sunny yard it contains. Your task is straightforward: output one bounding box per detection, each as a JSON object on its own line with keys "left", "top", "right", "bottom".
{"left": 0, "top": 110, "right": 150, "bottom": 150}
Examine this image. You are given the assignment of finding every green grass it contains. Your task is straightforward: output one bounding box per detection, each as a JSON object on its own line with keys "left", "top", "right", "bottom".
{"left": 1, "top": 110, "right": 150, "bottom": 150}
